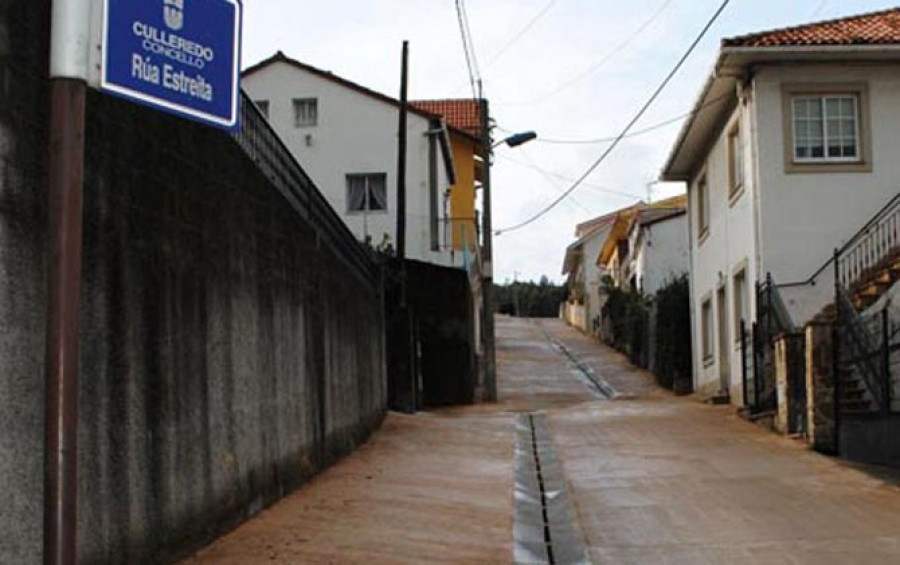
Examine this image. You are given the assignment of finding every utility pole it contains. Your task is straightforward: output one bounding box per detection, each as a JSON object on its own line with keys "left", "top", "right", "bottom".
{"left": 396, "top": 41, "right": 409, "bottom": 261}
{"left": 394, "top": 41, "right": 417, "bottom": 411}
{"left": 46, "top": 1, "right": 90, "bottom": 562}
{"left": 479, "top": 87, "right": 497, "bottom": 402}
{"left": 514, "top": 271, "right": 521, "bottom": 317}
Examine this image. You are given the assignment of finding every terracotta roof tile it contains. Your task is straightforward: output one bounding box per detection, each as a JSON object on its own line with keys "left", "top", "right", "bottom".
{"left": 410, "top": 99, "right": 482, "bottom": 138}
{"left": 724, "top": 8, "right": 900, "bottom": 48}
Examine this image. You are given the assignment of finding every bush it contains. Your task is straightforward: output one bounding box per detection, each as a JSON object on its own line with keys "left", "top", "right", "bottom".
{"left": 601, "top": 276, "right": 693, "bottom": 392}
{"left": 602, "top": 284, "right": 649, "bottom": 367}
{"left": 653, "top": 276, "right": 693, "bottom": 393}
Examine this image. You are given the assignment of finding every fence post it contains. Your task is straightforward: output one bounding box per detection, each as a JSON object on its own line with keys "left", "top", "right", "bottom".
{"left": 766, "top": 272, "right": 773, "bottom": 341}
{"left": 882, "top": 307, "right": 891, "bottom": 416}
{"left": 752, "top": 322, "right": 761, "bottom": 412}
{"left": 832, "top": 247, "right": 841, "bottom": 455}
{"left": 740, "top": 320, "right": 748, "bottom": 408}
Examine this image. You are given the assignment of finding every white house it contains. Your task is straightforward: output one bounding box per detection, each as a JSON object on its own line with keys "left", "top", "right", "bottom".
{"left": 562, "top": 204, "right": 644, "bottom": 333}
{"left": 661, "top": 8, "right": 900, "bottom": 400}
{"left": 562, "top": 215, "right": 616, "bottom": 333}
{"left": 242, "top": 52, "right": 460, "bottom": 268}
{"left": 624, "top": 197, "right": 689, "bottom": 298}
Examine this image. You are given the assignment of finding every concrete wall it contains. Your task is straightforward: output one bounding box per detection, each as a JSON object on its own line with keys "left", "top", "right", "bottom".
{"left": 0, "top": 6, "right": 386, "bottom": 562}
{"left": 243, "top": 61, "right": 458, "bottom": 268}
{"left": 384, "top": 259, "right": 477, "bottom": 410}
{"left": 754, "top": 65, "right": 900, "bottom": 324}
{"left": 0, "top": 3, "right": 49, "bottom": 562}
{"left": 563, "top": 302, "right": 586, "bottom": 332}
{"left": 687, "top": 100, "right": 759, "bottom": 400}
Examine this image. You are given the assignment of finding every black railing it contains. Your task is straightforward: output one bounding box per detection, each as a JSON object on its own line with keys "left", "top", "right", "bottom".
{"left": 836, "top": 192, "right": 900, "bottom": 289}
{"left": 232, "top": 92, "right": 378, "bottom": 286}
{"left": 774, "top": 192, "right": 900, "bottom": 291}
{"left": 746, "top": 274, "right": 795, "bottom": 414}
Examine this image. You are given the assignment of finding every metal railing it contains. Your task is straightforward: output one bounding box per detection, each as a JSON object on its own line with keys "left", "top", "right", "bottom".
{"left": 745, "top": 274, "right": 796, "bottom": 415}
{"left": 836, "top": 192, "right": 900, "bottom": 289}
{"left": 836, "top": 286, "right": 891, "bottom": 414}
{"left": 231, "top": 92, "right": 378, "bottom": 285}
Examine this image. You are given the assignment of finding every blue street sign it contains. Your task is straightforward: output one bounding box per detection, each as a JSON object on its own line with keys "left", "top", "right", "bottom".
{"left": 101, "top": 0, "right": 242, "bottom": 131}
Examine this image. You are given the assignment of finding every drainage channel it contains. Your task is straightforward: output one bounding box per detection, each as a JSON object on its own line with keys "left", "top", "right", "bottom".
{"left": 513, "top": 413, "right": 589, "bottom": 565}
{"left": 538, "top": 327, "right": 615, "bottom": 400}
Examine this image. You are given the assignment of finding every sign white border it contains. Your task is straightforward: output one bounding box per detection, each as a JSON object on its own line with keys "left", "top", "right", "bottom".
{"left": 99, "top": 0, "right": 242, "bottom": 130}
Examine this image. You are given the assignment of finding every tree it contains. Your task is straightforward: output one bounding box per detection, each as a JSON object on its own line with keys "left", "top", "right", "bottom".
{"left": 494, "top": 277, "right": 565, "bottom": 318}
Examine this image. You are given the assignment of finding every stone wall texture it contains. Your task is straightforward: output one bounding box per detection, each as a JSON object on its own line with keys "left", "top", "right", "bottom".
{"left": 0, "top": 3, "right": 386, "bottom": 563}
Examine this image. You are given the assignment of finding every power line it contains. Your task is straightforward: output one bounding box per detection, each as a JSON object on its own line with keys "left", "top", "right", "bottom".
{"left": 810, "top": 0, "right": 828, "bottom": 19}
{"left": 516, "top": 147, "right": 593, "bottom": 213}
{"left": 482, "top": 0, "right": 558, "bottom": 71}
{"left": 499, "top": 0, "right": 676, "bottom": 107}
{"left": 496, "top": 0, "right": 732, "bottom": 236}
{"left": 455, "top": 0, "right": 479, "bottom": 99}
{"left": 459, "top": 0, "right": 482, "bottom": 83}
{"left": 496, "top": 153, "right": 643, "bottom": 200}
{"left": 497, "top": 92, "right": 731, "bottom": 145}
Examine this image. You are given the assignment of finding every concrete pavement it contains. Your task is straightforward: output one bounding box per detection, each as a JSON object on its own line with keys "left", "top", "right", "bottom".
{"left": 184, "top": 316, "right": 900, "bottom": 564}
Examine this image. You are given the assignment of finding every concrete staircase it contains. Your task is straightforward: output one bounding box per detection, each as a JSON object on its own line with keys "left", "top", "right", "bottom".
{"left": 813, "top": 250, "right": 900, "bottom": 418}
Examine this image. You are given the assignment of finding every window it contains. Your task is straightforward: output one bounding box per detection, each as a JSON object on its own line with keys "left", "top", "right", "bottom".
{"left": 733, "top": 269, "right": 748, "bottom": 341}
{"left": 792, "top": 95, "right": 859, "bottom": 161}
{"left": 347, "top": 174, "right": 388, "bottom": 213}
{"left": 696, "top": 175, "right": 709, "bottom": 238}
{"left": 783, "top": 84, "right": 871, "bottom": 173}
{"left": 701, "top": 297, "right": 713, "bottom": 363}
{"left": 293, "top": 98, "right": 318, "bottom": 127}
{"left": 254, "top": 100, "right": 269, "bottom": 119}
{"left": 728, "top": 122, "right": 743, "bottom": 197}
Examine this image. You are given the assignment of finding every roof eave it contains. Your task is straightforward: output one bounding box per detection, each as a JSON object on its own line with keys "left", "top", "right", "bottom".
{"left": 660, "top": 53, "right": 734, "bottom": 182}
{"left": 661, "top": 44, "right": 900, "bottom": 182}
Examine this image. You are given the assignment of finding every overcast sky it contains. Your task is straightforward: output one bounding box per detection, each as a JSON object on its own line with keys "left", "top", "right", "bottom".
{"left": 242, "top": 0, "right": 897, "bottom": 283}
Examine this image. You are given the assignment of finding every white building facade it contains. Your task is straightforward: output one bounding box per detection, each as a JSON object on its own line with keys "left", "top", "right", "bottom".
{"left": 243, "top": 52, "right": 460, "bottom": 268}
{"left": 662, "top": 14, "right": 900, "bottom": 400}
{"left": 626, "top": 209, "right": 689, "bottom": 298}
{"left": 562, "top": 218, "right": 615, "bottom": 333}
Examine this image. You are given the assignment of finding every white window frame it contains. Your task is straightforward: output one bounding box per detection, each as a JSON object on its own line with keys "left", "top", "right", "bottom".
{"left": 346, "top": 173, "right": 388, "bottom": 214}
{"left": 791, "top": 94, "right": 860, "bottom": 164}
{"left": 727, "top": 121, "right": 743, "bottom": 197}
{"left": 696, "top": 174, "right": 709, "bottom": 239}
{"left": 701, "top": 296, "right": 713, "bottom": 364}
{"left": 293, "top": 98, "right": 318, "bottom": 128}
{"left": 732, "top": 268, "right": 748, "bottom": 343}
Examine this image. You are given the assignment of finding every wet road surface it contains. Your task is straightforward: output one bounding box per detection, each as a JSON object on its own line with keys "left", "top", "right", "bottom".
{"left": 185, "top": 317, "right": 900, "bottom": 564}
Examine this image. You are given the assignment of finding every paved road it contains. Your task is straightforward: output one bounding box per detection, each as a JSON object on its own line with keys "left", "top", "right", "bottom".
{"left": 185, "top": 317, "right": 900, "bottom": 564}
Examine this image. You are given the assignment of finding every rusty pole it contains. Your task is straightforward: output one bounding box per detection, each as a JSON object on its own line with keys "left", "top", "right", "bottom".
{"left": 44, "top": 76, "right": 86, "bottom": 565}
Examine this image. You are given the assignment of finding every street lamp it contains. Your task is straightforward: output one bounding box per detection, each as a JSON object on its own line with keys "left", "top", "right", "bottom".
{"left": 492, "top": 131, "right": 537, "bottom": 150}
{"left": 480, "top": 122, "right": 537, "bottom": 402}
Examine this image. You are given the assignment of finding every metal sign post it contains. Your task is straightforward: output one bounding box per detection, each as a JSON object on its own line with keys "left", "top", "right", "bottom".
{"left": 44, "top": 1, "right": 242, "bottom": 561}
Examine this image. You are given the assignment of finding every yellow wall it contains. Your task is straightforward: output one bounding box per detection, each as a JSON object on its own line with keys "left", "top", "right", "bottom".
{"left": 449, "top": 133, "right": 479, "bottom": 250}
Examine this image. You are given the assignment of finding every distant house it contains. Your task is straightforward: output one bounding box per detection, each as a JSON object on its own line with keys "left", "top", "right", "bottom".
{"left": 562, "top": 204, "right": 641, "bottom": 333}
{"left": 661, "top": 8, "right": 900, "bottom": 399}
{"left": 242, "top": 52, "right": 462, "bottom": 268}
{"left": 624, "top": 195, "right": 689, "bottom": 297}
{"left": 410, "top": 100, "right": 483, "bottom": 256}
{"left": 596, "top": 205, "right": 643, "bottom": 290}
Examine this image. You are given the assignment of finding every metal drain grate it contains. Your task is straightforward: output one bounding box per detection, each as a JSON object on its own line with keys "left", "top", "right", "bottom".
{"left": 513, "top": 413, "right": 590, "bottom": 565}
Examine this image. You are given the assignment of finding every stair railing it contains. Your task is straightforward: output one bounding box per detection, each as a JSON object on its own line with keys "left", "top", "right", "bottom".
{"left": 835, "top": 285, "right": 885, "bottom": 412}
{"left": 836, "top": 193, "right": 900, "bottom": 290}
{"left": 775, "top": 191, "right": 900, "bottom": 292}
